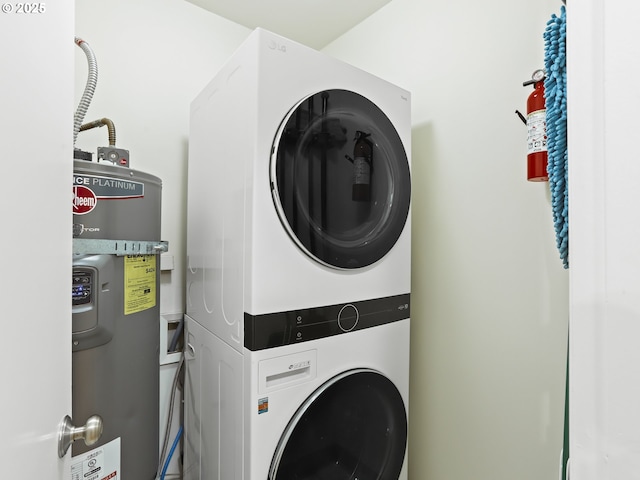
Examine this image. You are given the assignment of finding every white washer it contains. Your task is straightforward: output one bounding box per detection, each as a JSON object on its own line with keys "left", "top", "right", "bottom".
{"left": 184, "top": 316, "right": 410, "bottom": 480}
{"left": 185, "top": 28, "right": 411, "bottom": 480}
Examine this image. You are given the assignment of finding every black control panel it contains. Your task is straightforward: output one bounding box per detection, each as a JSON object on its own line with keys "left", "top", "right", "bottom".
{"left": 72, "top": 269, "right": 93, "bottom": 306}
{"left": 244, "top": 293, "right": 410, "bottom": 351}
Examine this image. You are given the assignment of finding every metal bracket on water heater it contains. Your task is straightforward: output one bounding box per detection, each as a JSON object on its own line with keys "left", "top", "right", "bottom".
{"left": 73, "top": 238, "right": 169, "bottom": 256}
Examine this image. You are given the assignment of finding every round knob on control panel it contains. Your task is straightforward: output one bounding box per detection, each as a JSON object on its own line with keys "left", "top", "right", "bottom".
{"left": 338, "top": 304, "right": 359, "bottom": 332}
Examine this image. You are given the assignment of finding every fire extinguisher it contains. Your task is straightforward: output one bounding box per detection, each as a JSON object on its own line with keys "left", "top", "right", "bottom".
{"left": 523, "top": 69, "right": 548, "bottom": 182}
{"left": 346, "top": 131, "right": 373, "bottom": 201}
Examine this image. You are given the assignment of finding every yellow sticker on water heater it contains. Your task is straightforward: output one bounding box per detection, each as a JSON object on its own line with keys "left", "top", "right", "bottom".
{"left": 124, "top": 255, "right": 156, "bottom": 315}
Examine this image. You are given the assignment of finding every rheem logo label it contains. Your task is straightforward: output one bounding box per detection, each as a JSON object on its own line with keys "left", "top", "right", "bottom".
{"left": 73, "top": 185, "right": 97, "bottom": 215}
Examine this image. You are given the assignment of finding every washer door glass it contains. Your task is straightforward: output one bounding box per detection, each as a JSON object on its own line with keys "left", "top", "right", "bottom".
{"left": 269, "top": 370, "right": 407, "bottom": 480}
{"left": 271, "top": 89, "right": 411, "bottom": 269}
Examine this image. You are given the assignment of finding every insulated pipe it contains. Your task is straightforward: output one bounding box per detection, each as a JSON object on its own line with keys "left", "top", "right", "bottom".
{"left": 80, "top": 118, "right": 116, "bottom": 146}
{"left": 74, "top": 37, "right": 98, "bottom": 146}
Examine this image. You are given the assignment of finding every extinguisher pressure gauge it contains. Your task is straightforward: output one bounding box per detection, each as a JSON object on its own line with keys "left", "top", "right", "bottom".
{"left": 523, "top": 69, "right": 546, "bottom": 87}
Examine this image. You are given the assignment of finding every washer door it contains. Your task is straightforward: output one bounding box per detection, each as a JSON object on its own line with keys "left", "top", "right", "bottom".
{"left": 271, "top": 89, "right": 411, "bottom": 269}
{"left": 269, "top": 369, "right": 407, "bottom": 480}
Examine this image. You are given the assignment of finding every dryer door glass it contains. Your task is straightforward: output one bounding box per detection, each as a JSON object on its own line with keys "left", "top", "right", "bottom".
{"left": 269, "top": 369, "right": 407, "bottom": 480}
{"left": 271, "top": 89, "right": 411, "bottom": 269}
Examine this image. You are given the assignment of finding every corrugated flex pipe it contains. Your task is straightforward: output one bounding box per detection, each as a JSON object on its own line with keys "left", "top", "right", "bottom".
{"left": 544, "top": 6, "right": 568, "bottom": 268}
{"left": 80, "top": 118, "right": 116, "bottom": 146}
{"left": 74, "top": 37, "right": 98, "bottom": 147}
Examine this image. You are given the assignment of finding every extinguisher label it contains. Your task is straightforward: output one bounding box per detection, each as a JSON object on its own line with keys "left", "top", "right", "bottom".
{"left": 124, "top": 255, "right": 157, "bottom": 315}
{"left": 526, "top": 109, "right": 547, "bottom": 154}
{"left": 353, "top": 157, "right": 371, "bottom": 185}
{"left": 69, "top": 437, "right": 120, "bottom": 480}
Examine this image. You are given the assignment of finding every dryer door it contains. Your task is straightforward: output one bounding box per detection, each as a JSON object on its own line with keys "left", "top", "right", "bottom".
{"left": 271, "top": 89, "right": 411, "bottom": 269}
{"left": 269, "top": 369, "right": 407, "bottom": 480}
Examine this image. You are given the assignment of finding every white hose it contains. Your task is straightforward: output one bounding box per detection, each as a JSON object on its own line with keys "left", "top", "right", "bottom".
{"left": 74, "top": 37, "right": 98, "bottom": 146}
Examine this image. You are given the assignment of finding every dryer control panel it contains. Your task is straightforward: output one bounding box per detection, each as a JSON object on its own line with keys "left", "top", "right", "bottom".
{"left": 244, "top": 293, "right": 410, "bottom": 351}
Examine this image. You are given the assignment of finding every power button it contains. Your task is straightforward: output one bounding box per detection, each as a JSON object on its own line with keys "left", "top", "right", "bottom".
{"left": 337, "top": 304, "right": 359, "bottom": 332}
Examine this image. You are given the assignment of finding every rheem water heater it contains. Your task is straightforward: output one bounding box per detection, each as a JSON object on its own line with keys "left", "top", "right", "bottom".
{"left": 72, "top": 158, "right": 165, "bottom": 480}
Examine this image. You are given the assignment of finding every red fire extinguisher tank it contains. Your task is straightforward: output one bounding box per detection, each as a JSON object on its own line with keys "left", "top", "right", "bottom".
{"left": 526, "top": 71, "right": 548, "bottom": 182}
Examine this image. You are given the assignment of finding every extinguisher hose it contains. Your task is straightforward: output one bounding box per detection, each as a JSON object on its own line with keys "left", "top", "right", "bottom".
{"left": 74, "top": 37, "right": 98, "bottom": 147}
{"left": 544, "top": 6, "right": 568, "bottom": 268}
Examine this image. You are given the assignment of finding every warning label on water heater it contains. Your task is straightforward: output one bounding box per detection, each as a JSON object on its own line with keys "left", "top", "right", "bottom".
{"left": 69, "top": 437, "right": 120, "bottom": 480}
{"left": 124, "top": 255, "right": 156, "bottom": 315}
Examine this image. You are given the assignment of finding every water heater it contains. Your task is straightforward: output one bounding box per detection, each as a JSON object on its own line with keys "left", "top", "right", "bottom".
{"left": 72, "top": 158, "right": 165, "bottom": 480}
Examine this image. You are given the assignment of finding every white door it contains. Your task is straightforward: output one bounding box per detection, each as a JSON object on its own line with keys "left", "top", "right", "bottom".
{"left": 0, "top": 2, "right": 75, "bottom": 477}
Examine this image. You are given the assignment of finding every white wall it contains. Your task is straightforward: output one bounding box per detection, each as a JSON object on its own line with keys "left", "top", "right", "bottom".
{"left": 324, "top": 1, "right": 569, "bottom": 479}
{"left": 74, "top": 0, "right": 250, "bottom": 317}
{"left": 74, "top": 1, "right": 570, "bottom": 479}
{"left": 568, "top": 0, "right": 640, "bottom": 478}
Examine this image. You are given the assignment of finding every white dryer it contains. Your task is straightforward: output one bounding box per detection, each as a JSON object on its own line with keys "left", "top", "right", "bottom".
{"left": 185, "top": 28, "right": 411, "bottom": 480}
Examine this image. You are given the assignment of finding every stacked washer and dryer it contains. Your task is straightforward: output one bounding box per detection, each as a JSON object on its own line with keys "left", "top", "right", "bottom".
{"left": 185, "top": 28, "right": 412, "bottom": 480}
